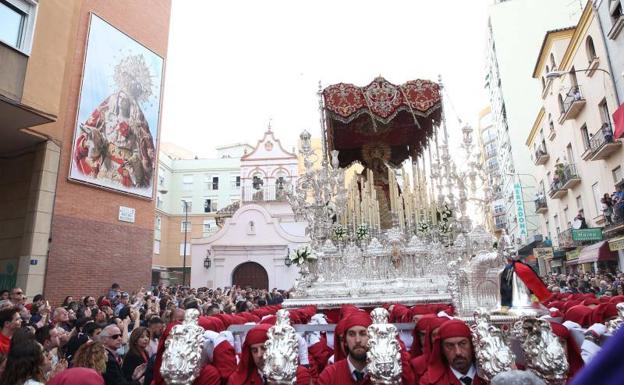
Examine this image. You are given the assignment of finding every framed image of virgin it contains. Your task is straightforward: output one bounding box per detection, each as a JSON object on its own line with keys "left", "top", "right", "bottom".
{"left": 69, "top": 13, "right": 164, "bottom": 198}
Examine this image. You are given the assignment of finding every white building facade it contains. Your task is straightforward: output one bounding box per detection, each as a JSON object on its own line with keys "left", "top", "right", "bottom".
{"left": 191, "top": 128, "right": 308, "bottom": 290}
{"left": 485, "top": 0, "right": 583, "bottom": 248}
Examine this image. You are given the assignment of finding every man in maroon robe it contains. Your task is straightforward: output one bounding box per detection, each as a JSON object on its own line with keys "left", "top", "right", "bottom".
{"left": 227, "top": 324, "right": 310, "bottom": 385}
{"left": 420, "top": 320, "right": 486, "bottom": 385}
{"left": 318, "top": 312, "right": 414, "bottom": 385}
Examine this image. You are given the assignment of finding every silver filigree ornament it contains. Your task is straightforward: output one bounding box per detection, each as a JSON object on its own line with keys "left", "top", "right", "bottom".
{"left": 606, "top": 302, "right": 624, "bottom": 334}
{"left": 471, "top": 309, "right": 515, "bottom": 381}
{"left": 263, "top": 309, "right": 299, "bottom": 385}
{"left": 160, "top": 309, "right": 204, "bottom": 385}
{"left": 366, "top": 308, "right": 402, "bottom": 385}
{"left": 512, "top": 317, "right": 568, "bottom": 385}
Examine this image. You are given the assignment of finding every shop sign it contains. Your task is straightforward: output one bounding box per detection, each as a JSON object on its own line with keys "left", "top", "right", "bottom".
{"left": 513, "top": 183, "right": 527, "bottom": 238}
{"left": 533, "top": 247, "right": 554, "bottom": 260}
{"left": 609, "top": 237, "right": 624, "bottom": 251}
{"left": 566, "top": 248, "right": 581, "bottom": 261}
{"left": 551, "top": 260, "right": 563, "bottom": 267}
{"left": 571, "top": 228, "right": 603, "bottom": 242}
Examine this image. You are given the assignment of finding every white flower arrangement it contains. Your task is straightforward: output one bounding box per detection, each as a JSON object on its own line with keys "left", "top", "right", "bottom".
{"left": 416, "top": 222, "right": 430, "bottom": 235}
{"left": 289, "top": 246, "right": 317, "bottom": 266}
{"left": 439, "top": 204, "right": 453, "bottom": 222}
{"left": 332, "top": 224, "right": 347, "bottom": 241}
{"left": 356, "top": 224, "right": 369, "bottom": 241}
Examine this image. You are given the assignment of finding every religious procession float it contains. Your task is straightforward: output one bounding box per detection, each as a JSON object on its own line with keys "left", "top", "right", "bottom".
{"left": 157, "top": 76, "right": 624, "bottom": 385}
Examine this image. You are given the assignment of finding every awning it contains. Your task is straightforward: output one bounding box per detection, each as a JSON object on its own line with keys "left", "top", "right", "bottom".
{"left": 614, "top": 103, "right": 624, "bottom": 139}
{"left": 0, "top": 93, "right": 56, "bottom": 153}
{"left": 577, "top": 241, "right": 617, "bottom": 264}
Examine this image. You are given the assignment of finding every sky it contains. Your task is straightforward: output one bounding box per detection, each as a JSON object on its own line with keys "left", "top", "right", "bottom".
{"left": 160, "top": 0, "right": 490, "bottom": 159}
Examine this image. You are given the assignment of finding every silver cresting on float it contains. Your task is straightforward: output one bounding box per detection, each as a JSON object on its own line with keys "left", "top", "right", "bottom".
{"left": 606, "top": 302, "right": 624, "bottom": 334}
{"left": 470, "top": 309, "right": 515, "bottom": 381}
{"left": 366, "top": 308, "right": 402, "bottom": 385}
{"left": 160, "top": 309, "right": 204, "bottom": 385}
{"left": 512, "top": 317, "right": 569, "bottom": 385}
{"left": 263, "top": 309, "right": 299, "bottom": 385}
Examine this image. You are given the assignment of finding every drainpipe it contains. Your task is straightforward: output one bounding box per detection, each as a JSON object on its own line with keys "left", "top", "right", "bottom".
{"left": 592, "top": 1, "right": 622, "bottom": 104}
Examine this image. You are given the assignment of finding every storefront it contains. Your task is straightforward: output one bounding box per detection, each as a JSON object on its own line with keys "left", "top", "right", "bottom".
{"left": 565, "top": 248, "right": 582, "bottom": 273}
{"left": 570, "top": 241, "right": 618, "bottom": 273}
{"left": 608, "top": 236, "right": 624, "bottom": 272}
{"left": 533, "top": 247, "right": 554, "bottom": 275}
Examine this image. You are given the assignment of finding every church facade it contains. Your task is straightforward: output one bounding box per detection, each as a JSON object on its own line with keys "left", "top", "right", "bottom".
{"left": 190, "top": 127, "right": 308, "bottom": 289}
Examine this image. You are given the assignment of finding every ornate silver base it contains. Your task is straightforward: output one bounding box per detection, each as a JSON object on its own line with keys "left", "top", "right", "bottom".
{"left": 285, "top": 276, "right": 452, "bottom": 309}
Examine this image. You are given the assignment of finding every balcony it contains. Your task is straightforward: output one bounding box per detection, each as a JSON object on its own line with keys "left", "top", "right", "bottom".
{"left": 533, "top": 147, "right": 549, "bottom": 166}
{"left": 549, "top": 164, "right": 581, "bottom": 199}
{"left": 558, "top": 86, "right": 586, "bottom": 123}
{"left": 494, "top": 219, "right": 507, "bottom": 233}
{"left": 535, "top": 197, "right": 548, "bottom": 214}
{"left": 584, "top": 123, "right": 621, "bottom": 161}
{"left": 548, "top": 129, "right": 556, "bottom": 141}
{"left": 242, "top": 183, "right": 292, "bottom": 203}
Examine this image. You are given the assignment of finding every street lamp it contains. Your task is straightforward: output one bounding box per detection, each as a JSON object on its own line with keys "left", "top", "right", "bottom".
{"left": 182, "top": 200, "right": 190, "bottom": 286}
{"left": 545, "top": 68, "right": 611, "bottom": 80}
{"left": 284, "top": 247, "right": 292, "bottom": 267}
{"left": 204, "top": 248, "right": 212, "bottom": 269}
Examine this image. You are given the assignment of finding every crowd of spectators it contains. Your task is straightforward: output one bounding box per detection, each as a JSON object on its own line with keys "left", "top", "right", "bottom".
{"left": 601, "top": 185, "right": 624, "bottom": 225}
{"left": 0, "top": 284, "right": 291, "bottom": 385}
{"left": 0, "top": 276, "right": 621, "bottom": 384}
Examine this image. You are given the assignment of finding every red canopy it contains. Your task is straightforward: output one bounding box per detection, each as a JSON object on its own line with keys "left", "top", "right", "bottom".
{"left": 323, "top": 77, "right": 442, "bottom": 168}
{"left": 614, "top": 103, "right": 624, "bottom": 139}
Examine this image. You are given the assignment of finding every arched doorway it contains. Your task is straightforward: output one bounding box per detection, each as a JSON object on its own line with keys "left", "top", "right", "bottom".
{"left": 232, "top": 262, "right": 268, "bottom": 289}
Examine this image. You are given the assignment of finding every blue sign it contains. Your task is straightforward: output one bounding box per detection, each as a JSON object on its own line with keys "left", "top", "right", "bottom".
{"left": 514, "top": 183, "right": 528, "bottom": 238}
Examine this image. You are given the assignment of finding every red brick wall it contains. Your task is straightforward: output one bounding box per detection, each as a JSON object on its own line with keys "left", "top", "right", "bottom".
{"left": 45, "top": 0, "right": 171, "bottom": 305}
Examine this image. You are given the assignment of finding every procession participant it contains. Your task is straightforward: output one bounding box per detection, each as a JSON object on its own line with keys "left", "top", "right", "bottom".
{"left": 410, "top": 317, "right": 449, "bottom": 381}
{"left": 420, "top": 319, "right": 486, "bottom": 385}
{"left": 227, "top": 324, "right": 310, "bottom": 385}
{"left": 318, "top": 312, "right": 414, "bottom": 385}
{"left": 307, "top": 313, "right": 333, "bottom": 375}
{"left": 564, "top": 305, "right": 593, "bottom": 328}
{"left": 549, "top": 322, "right": 583, "bottom": 380}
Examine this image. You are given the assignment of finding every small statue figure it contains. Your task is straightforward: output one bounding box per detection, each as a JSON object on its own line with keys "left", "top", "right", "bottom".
{"left": 606, "top": 302, "right": 624, "bottom": 334}
{"left": 471, "top": 309, "right": 515, "bottom": 381}
{"left": 498, "top": 231, "right": 550, "bottom": 314}
{"left": 367, "top": 308, "right": 402, "bottom": 385}
{"left": 513, "top": 317, "right": 568, "bottom": 384}
{"left": 160, "top": 309, "right": 204, "bottom": 385}
{"left": 263, "top": 309, "right": 298, "bottom": 385}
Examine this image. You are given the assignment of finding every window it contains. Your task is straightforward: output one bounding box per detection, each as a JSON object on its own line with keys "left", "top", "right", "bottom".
{"left": 236, "top": 176, "right": 241, "bottom": 187}
{"left": 0, "top": 0, "right": 37, "bottom": 53}
{"left": 181, "top": 220, "right": 191, "bottom": 233}
{"left": 212, "top": 176, "right": 219, "bottom": 190}
{"left": 576, "top": 195, "right": 583, "bottom": 213}
{"left": 613, "top": 166, "right": 622, "bottom": 183}
{"left": 155, "top": 216, "right": 161, "bottom": 231}
{"left": 566, "top": 143, "right": 574, "bottom": 164}
{"left": 156, "top": 196, "right": 163, "bottom": 209}
{"left": 179, "top": 243, "right": 191, "bottom": 256}
{"left": 569, "top": 67, "right": 578, "bottom": 87}
{"left": 586, "top": 36, "right": 597, "bottom": 62}
{"left": 564, "top": 207, "right": 570, "bottom": 228}
{"left": 158, "top": 167, "right": 165, "bottom": 186}
{"left": 581, "top": 124, "right": 590, "bottom": 149}
{"left": 610, "top": 0, "right": 622, "bottom": 21}
{"left": 153, "top": 240, "right": 160, "bottom": 255}
{"left": 182, "top": 175, "right": 193, "bottom": 191}
{"left": 203, "top": 219, "right": 216, "bottom": 235}
{"left": 592, "top": 182, "right": 601, "bottom": 217}
{"left": 252, "top": 174, "right": 264, "bottom": 190}
{"left": 599, "top": 99, "right": 611, "bottom": 126}
{"left": 553, "top": 214, "right": 560, "bottom": 237}
{"left": 204, "top": 199, "right": 217, "bottom": 213}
